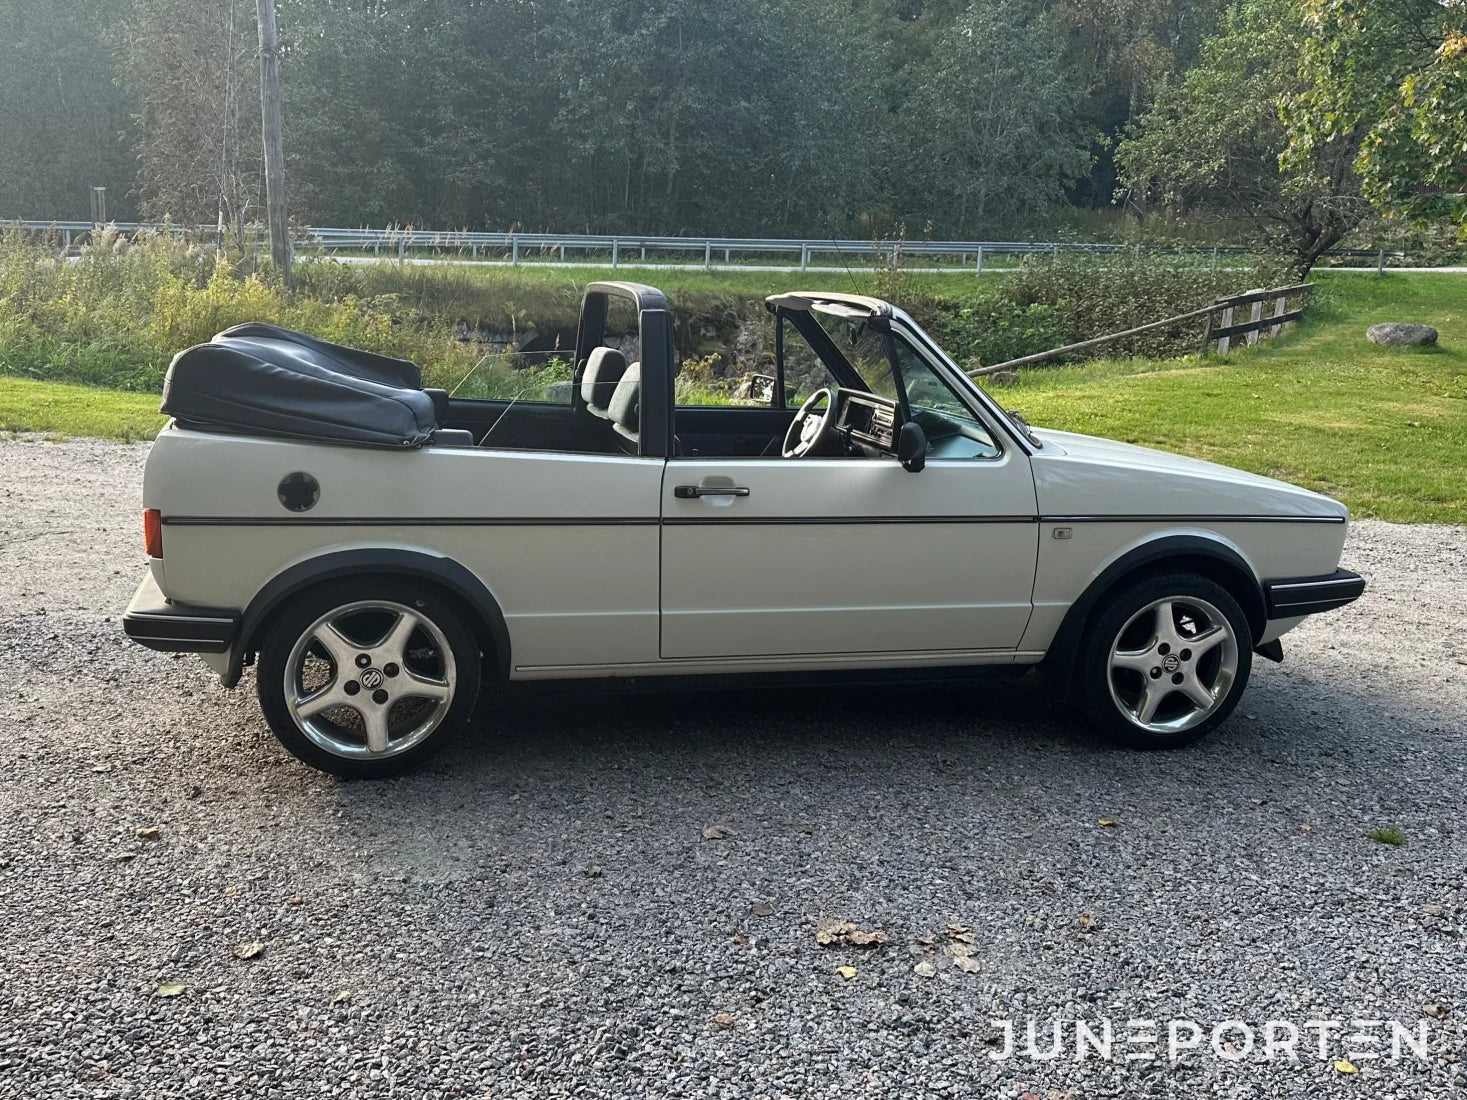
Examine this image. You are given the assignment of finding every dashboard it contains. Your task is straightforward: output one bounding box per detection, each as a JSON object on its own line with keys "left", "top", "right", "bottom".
{"left": 836, "top": 392, "right": 897, "bottom": 452}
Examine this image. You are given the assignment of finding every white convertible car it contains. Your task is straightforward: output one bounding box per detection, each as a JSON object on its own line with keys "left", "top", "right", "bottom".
{"left": 124, "top": 282, "right": 1363, "bottom": 777}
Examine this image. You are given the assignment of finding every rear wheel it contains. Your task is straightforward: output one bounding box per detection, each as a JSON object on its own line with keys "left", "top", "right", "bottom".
{"left": 256, "top": 580, "right": 481, "bottom": 778}
{"left": 1079, "top": 572, "right": 1253, "bottom": 749}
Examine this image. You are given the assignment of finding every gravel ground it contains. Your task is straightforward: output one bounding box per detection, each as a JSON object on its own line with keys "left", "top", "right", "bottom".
{"left": 0, "top": 437, "right": 1463, "bottom": 1099}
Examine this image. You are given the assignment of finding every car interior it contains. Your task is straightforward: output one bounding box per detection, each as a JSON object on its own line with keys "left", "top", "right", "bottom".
{"left": 433, "top": 285, "right": 1001, "bottom": 462}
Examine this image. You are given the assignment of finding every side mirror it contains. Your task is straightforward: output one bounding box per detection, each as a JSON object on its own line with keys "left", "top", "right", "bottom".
{"left": 898, "top": 422, "right": 927, "bottom": 473}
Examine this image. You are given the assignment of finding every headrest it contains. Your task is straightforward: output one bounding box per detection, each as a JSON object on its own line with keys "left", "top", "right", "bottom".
{"left": 581, "top": 347, "right": 629, "bottom": 416}
{"left": 609, "top": 363, "right": 641, "bottom": 444}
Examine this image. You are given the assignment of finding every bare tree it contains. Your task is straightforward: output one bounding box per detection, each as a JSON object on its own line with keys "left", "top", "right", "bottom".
{"left": 121, "top": 0, "right": 262, "bottom": 249}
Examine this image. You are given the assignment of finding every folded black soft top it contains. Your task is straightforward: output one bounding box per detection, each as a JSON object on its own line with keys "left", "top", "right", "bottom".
{"left": 160, "top": 323, "right": 437, "bottom": 448}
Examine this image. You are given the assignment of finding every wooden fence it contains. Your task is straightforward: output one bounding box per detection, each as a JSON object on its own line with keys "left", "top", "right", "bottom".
{"left": 1200, "top": 283, "right": 1314, "bottom": 354}
{"left": 969, "top": 282, "right": 1315, "bottom": 378}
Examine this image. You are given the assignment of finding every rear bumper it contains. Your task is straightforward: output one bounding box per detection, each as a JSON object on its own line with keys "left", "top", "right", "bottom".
{"left": 123, "top": 572, "right": 240, "bottom": 653}
{"left": 1263, "top": 568, "right": 1365, "bottom": 619}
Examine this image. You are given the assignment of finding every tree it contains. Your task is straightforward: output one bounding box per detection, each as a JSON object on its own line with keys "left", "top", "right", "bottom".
{"left": 1115, "top": 0, "right": 1369, "bottom": 274}
{"left": 903, "top": 1, "right": 1092, "bottom": 233}
{"left": 120, "top": 0, "right": 263, "bottom": 245}
{"left": 0, "top": 0, "right": 137, "bottom": 220}
{"left": 1286, "top": 0, "right": 1467, "bottom": 232}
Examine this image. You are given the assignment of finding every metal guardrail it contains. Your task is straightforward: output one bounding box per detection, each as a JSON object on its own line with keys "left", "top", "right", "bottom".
{"left": 3, "top": 218, "right": 1409, "bottom": 273}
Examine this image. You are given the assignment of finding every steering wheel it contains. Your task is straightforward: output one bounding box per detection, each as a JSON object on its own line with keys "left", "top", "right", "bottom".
{"left": 782, "top": 387, "right": 838, "bottom": 458}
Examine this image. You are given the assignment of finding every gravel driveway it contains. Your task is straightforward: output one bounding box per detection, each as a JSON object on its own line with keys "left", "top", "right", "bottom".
{"left": 1, "top": 438, "right": 1463, "bottom": 1099}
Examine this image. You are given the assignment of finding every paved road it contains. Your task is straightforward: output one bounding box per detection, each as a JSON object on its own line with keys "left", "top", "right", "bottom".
{"left": 0, "top": 439, "right": 1463, "bottom": 1099}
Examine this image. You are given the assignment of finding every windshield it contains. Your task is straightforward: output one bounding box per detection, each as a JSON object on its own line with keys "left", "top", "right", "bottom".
{"left": 800, "top": 307, "right": 1002, "bottom": 459}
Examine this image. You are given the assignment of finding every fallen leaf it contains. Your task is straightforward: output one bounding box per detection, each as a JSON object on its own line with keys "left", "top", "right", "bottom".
{"left": 1097, "top": 818, "right": 1118, "bottom": 827}
{"left": 816, "top": 920, "right": 887, "bottom": 947}
{"left": 749, "top": 901, "right": 774, "bottom": 918}
{"left": 153, "top": 983, "right": 186, "bottom": 998}
{"left": 1300, "top": 823, "right": 1313, "bottom": 833}
{"left": 234, "top": 941, "right": 264, "bottom": 960}
{"left": 702, "top": 825, "right": 735, "bottom": 840}
{"left": 713, "top": 1012, "right": 735, "bottom": 1028}
{"left": 1333, "top": 1060, "right": 1358, "bottom": 1075}
{"left": 330, "top": 990, "right": 352, "bottom": 1005}
{"left": 835, "top": 965, "right": 857, "bottom": 980}
{"left": 953, "top": 955, "right": 980, "bottom": 974}
{"left": 946, "top": 925, "right": 976, "bottom": 944}
{"left": 1075, "top": 914, "right": 1097, "bottom": 931}
{"left": 912, "top": 960, "right": 937, "bottom": 978}
{"left": 287, "top": 895, "right": 303, "bottom": 906}
{"left": 135, "top": 826, "right": 160, "bottom": 840}
{"left": 944, "top": 942, "right": 977, "bottom": 958}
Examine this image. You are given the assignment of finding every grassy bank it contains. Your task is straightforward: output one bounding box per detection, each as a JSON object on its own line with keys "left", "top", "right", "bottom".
{"left": 993, "top": 273, "right": 1465, "bottom": 523}
{"left": 0, "top": 377, "right": 165, "bottom": 441}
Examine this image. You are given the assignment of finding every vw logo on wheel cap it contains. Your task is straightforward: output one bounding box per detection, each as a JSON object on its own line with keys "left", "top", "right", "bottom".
{"left": 360, "top": 668, "right": 385, "bottom": 689}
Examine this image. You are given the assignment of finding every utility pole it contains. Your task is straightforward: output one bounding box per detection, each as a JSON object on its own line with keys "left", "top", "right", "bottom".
{"left": 256, "top": 0, "right": 291, "bottom": 286}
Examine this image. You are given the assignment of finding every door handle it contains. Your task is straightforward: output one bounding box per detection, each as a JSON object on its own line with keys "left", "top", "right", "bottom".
{"left": 674, "top": 485, "right": 751, "bottom": 499}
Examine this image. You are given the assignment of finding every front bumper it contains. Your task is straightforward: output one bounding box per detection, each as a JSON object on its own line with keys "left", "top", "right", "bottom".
{"left": 1263, "top": 568, "right": 1366, "bottom": 619}
{"left": 123, "top": 571, "right": 240, "bottom": 653}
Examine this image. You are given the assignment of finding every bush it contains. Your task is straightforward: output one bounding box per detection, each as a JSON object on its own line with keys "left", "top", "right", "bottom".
{"left": 917, "top": 298, "right": 1070, "bottom": 370}
{"left": 999, "top": 249, "right": 1295, "bottom": 358}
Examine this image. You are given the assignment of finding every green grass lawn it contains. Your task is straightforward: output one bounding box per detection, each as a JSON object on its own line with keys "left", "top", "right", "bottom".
{"left": 997, "top": 272, "right": 1465, "bottom": 523}
{"left": 0, "top": 270, "right": 1461, "bottom": 523}
{"left": 0, "top": 377, "right": 165, "bottom": 441}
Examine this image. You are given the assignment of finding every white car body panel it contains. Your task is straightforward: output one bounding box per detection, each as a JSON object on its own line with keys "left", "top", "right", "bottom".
{"left": 147, "top": 431, "right": 667, "bottom": 669}
{"left": 660, "top": 448, "right": 1038, "bottom": 658}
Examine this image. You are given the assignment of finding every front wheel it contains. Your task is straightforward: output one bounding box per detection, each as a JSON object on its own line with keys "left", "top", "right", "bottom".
{"left": 256, "top": 580, "right": 482, "bottom": 778}
{"left": 1078, "top": 572, "right": 1253, "bottom": 749}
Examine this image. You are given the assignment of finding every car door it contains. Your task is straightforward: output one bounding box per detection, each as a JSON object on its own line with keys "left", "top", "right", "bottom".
{"left": 660, "top": 450, "right": 1038, "bottom": 660}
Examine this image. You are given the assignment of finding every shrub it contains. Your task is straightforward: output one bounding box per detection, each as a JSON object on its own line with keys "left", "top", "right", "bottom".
{"left": 918, "top": 298, "right": 1070, "bottom": 370}
{"left": 1000, "top": 249, "right": 1295, "bottom": 358}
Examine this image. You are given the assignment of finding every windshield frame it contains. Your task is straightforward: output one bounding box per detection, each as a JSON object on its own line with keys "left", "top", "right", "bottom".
{"left": 765, "top": 292, "right": 1039, "bottom": 455}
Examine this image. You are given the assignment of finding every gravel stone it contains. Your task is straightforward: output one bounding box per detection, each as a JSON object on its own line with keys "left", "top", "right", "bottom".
{"left": 0, "top": 437, "right": 1463, "bottom": 1098}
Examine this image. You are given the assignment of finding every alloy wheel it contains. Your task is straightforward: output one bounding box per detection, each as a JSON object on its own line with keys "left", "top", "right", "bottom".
{"left": 1107, "top": 596, "right": 1239, "bottom": 735}
{"left": 283, "top": 600, "right": 457, "bottom": 760}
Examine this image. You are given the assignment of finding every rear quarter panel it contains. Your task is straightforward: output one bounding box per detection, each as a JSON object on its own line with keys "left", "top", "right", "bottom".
{"left": 144, "top": 427, "right": 665, "bottom": 668}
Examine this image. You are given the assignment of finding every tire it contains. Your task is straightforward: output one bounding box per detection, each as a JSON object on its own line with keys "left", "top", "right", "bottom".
{"left": 1078, "top": 571, "right": 1253, "bottom": 749}
{"left": 256, "top": 579, "right": 482, "bottom": 778}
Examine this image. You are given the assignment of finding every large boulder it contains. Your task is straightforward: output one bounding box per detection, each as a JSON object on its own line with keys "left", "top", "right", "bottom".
{"left": 1367, "top": 322, "right": 1438, "bottom": 347}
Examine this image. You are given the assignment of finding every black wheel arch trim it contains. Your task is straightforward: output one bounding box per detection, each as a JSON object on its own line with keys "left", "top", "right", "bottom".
{"left": 228, "top": 548, "right": 511, "bottom": 688}
{"left": 1040, "top": 534, "right": 1265, "bottom": 694}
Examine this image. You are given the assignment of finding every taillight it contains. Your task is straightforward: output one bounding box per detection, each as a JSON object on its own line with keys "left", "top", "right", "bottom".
{"left": 143, "top": 508, "right": 163, "bottom": 558}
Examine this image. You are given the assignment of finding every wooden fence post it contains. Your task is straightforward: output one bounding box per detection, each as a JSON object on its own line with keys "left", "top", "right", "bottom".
{"left": 1246, "top": 290, "right": 1264, "bottom": 346}
{"left": 1269, "top": 295, "right": 1287, "bottom": 338}
{"left": 1216, "top": 304, "right": 1235, "bottom": 355}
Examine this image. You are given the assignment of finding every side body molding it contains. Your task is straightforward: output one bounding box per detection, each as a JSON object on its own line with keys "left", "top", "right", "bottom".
{"left": 228, "top": 548, "right": 512, "bottom": 687}
{"left": 1039, "top": 534, "right": 1265, "bottom": 692}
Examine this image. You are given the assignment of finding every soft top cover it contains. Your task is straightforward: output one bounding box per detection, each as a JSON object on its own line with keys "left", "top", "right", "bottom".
{"left": 160, "top": 323, "right": 436, "bottom": 448}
